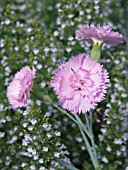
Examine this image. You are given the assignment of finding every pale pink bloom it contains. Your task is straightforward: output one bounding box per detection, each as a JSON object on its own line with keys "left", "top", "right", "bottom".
{"left": 51, "top": 53, "right": 109, "bottom": 114}
{"left": 7, "top": 66, "right": 36, "bottom": 109}
{"left": 75, "top": 24, "right": 124, "bottom": 46}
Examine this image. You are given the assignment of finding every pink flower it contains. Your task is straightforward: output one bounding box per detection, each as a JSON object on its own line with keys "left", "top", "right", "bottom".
{"left": 75, "top": 24, "right": 124, "bottom": 46}
{"left": 7, "top": 66, "right": 36, "bottom": 109}
{"left": 51, "top": 53, "right": 109, "bottom": 114}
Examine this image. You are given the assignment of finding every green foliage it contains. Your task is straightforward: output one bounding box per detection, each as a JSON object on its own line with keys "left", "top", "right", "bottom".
{"left": 0, "top": 104, "right": 68, "bottom": 169}
{"left": 0, "top": 0, "right": 127, "bottom": 170}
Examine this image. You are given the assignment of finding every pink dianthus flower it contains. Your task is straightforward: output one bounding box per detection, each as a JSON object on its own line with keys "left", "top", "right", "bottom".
{"left": 75, "top": 24, "right": 124, "bottom": 46}
{"left": 7, "top": 66, "right": 36, "bottom": 109}
{"left": 51, "top": 53, "right": 109, "bottom": 114}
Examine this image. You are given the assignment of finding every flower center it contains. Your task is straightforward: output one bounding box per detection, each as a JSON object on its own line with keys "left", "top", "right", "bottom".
{"left": 70, "top": 68, "right": 94, "bottom": 91}
{"left": 92, "top": 37, "right": 103, "bottom": 45}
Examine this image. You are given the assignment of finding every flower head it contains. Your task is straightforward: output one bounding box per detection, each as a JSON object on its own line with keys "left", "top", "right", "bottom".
{"left": 7, "top": 66, "right": 36, "bottom": 109}
{"left": 75, "top": 24, "right": 124, "bottom": 46}
{"left": 51, "top": 53, "right": 109, "bottom": 114}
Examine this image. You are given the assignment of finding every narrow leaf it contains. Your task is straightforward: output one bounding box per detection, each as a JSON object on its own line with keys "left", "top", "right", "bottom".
{"left": 55, "top": 158, "right": 79, "bottom": 170}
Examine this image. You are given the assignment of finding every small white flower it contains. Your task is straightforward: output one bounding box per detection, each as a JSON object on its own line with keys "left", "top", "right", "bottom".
{"left": 43, "top": 123, "right": 48, "bottom": 129}
{"left": 40, "top": 82, "right": 46, "bottom": 88}
{"left": 121, "top": 146, "right": 126, "bottom": 152}
{"left": 44, "top": 47, "right": 50, "bottom": 53}
{"left": 5, "top": 18, "right": 11, "bottom": 25}
{"left": 32, "top": 149, "right": 37, "bottom": 155}
{"left": 75, "top": 137, "right": 82, "bottom": 143}
{"left": 19, "top": 132, "right": 23, "bottom": 136}
{"left": 98, "top": 134, "right": 104, "bottom": 141}
{"left": 54, "top": 152, "right": 60, "bottom": 158}
{"left": 39, "top": 158, "right": 44, "bottom": 163}
{"left": 23, "top": 122, "right": 28, "bottom": 128}
{"left": 6, "top": 116, "right": 11, "bottom": 122}
{"left": 61, "top": 23, "right": 66, "bottom": 28}
{"left": 114, "top": 138, "right": 122, "bottom": 145}
{"left": 33, "top": 135, "right": 38, "bottom": 140}
{"left": 22, "top": 139, "right": 29, "bottom": 146}
{"left": 79, "top": 11, "right": 84, "bottom": 15}
{"left": 55, "top": 131, "right": 61, "bottom": 136}
{"left": 21, "top": 162, "right": 27, "bottom": 167}
{"left": 102, "top": 156, "right": 108, "bottom": 163}
{"left": 23, "top": 111, "right": 28, "bottom": 116}
{"left": 116, "top": 151, "right": 121, "bottom": 156}
{"left": 30, "top": 165, "right": 36, "bottom": 170}
{"left": 68, "top": 14, "right": 73, "bottom": 18}
{"left": 101, "top": 128, "right": 107, "bottom": 134}
{"left": 12, "top": 136, "right": 17, "bottom": 141}
{"left": 0, "top": 132, "right": 5, "bottom": 138}
{"left": 106, "top": 120, "right": 111, "bottom": 124}
{"left": 31, "top": 36, "right": 34, "bottom": 40}
{"left": 47, "top": 133, "right": 52, "bottom": 138}
{"left": 33, "top": 60, "right": 38, "bottom": 65}
{"left": 39, "top": 167, "right": 45, "bottom": 170}
{"left": 106, "top": 146, "right": 112, "bottom": 152}
{"left": 14, "top": 46, "right": 19, "bottom": 51}
{"left": 28, "top": 126, "right": 33, "bottom": 131}
{"left": 66, "top": 47, "right": 72, "bottom": 52}
{"left": 121, "top": 93, "right": 127, "bottom": 98}
{"left": 31, "top": 119, "right": 37, "bottom": 125}
{"left": 27, "top": 27, "right": 32, "bottom": 33}
{"left": 33, "top": 155, "right": 38, "bottom": 160}
{"left": 81, "top": 146, "right": 86, "bottom": 150}
{"left": 43, "top": 147, "right": 48, "bottom": 152}
{"left": 33, "top": 49, "right": 39, "bottom": 55}
{"left": 54, "top": 31, "right": 59, "bottom": 36}
{"left": 68, "top": 36, "right": 74, "bottom": 41}
{"left": 27, "top": 146, "right": 33, "bottom": 153}
{"left": 25, "top": 134, "right": 32, "bottom": 141}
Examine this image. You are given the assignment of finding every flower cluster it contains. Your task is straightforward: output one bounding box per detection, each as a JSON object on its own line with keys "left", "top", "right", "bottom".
{"left": 0, "top": 105, "right": 69, "bottom": 170}
{"left": 6, "top": 23, "right": 124, "bottom": 115}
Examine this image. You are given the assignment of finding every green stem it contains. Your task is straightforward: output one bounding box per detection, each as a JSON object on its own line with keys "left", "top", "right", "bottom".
{"left": 55, "top": 158, "right": 79, "bottom": 170}
{"left": 78, "top": 125, "right": 99, "bottom": 169}
{"left": 85, "top": 112, "right": 98, "bottom": 164}
{"left": 89, "top": 111, "right": 93, "bottom": 133}
{"left": 54, "top": 105, "right": 92, "bottom": 139}
{"left": 90, "top": 43, "right": 102, "bottom": 61}
{"left": 31, "top": 90, "right": 52, "bottom": 104}
{"left": 74, "top": 114, "right": 92, "bottom": 139}
{"left": 53, "top": 105, "right": 99, "bottom": 169}
{"left": 53, "top": 104, "right": 78, "bottom": 124}
{"left": 85, "top": 112, "right": 90, "bottom": 131}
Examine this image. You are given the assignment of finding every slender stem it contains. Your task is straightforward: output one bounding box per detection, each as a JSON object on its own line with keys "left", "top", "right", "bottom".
{"left": 53, "top": 104, "right": 99, "bottom": 169}
{"left": 85, "top": 112, "right": 90, "bottom": 131}
{"left": 54, "top": 104, "right": 92, "bottom": 139}
{"left": 78, "top": 125, "right": 99, "bottom": 169}
{"left": 85, "top": 112, "right": 98, "bottom": 164}
{"left": 53, "top": 104, "right": 78, "bottom": 124}
{"left": 90, "top": 43, "right": 101, "bottom": 61}
{"left": 89, "top": 111, "right": 93, "bottom": 133}
{"left": 74, "top": 114, "right": 92, "bottom": 139}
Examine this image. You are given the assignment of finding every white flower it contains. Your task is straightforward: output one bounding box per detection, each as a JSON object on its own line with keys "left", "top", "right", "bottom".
{"left": 102, "top": 156, "right": 108, "bottom": 163}
{"left": 0, "top": 132, "right": 5, "bottom": 138}
{"left": 43, "top": 147, "right": 48, "bottom": 152}
{"left": 106, "top": 146, "right": 112, "bottom": 152}
{"left": 39, "top": 158, "right": 44, "bottom": 163}
{"left": 54, "top": 31, "right": 59, "bottom": 36}
{"left": 5, "top": 18, "right": 11, "bottom": 25}
{"left": 54, "top": 152, "right": 60, "bottom": 158}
